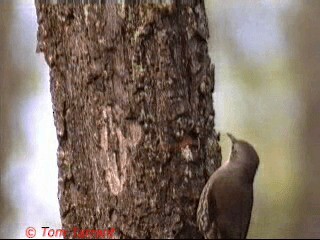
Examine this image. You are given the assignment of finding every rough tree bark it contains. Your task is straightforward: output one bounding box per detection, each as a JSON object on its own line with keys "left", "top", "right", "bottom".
{"left": 35, "top": 1, "right": 221, "bottom": 238}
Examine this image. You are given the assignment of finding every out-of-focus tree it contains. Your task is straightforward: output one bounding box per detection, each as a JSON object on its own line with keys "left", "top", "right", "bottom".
{"left": 0, "top": 1, "right": 36, "bottom": 237}
{"left": 0, "top": 2, "right": 19, "bottom": 237}
{"left": 286, "top": 1, "right": 320, "bottom": 238}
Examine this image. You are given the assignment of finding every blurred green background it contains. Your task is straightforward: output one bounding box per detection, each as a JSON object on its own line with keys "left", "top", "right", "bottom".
{"left": 1, "top": 0, "right": 320, "bottom": 238}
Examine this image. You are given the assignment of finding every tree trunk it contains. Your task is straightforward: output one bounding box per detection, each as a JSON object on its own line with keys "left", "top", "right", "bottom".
{"left": 35, "top": 1, "right": 220, "bottom": 238}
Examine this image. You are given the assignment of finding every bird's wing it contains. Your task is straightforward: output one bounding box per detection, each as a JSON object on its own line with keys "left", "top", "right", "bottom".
{"left": 213, "top": 167, "right": 245, "bottom": 239}
{"left": 207, "top": 184, "right": 220, "bottom": 239}
{"left": 197, "top": 176, "right": 219, "bottom": 239}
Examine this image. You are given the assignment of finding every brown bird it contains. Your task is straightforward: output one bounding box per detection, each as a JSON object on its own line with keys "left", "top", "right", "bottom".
{"left": 197, "top": 133, "right": 260, "bottom": 239}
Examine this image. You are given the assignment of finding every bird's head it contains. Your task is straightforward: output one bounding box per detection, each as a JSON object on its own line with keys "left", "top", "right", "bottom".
{"left": 227, "top": 133, "right": 260, "bottom": 181}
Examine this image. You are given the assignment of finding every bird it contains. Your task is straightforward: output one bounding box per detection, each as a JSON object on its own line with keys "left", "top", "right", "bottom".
{"left": 197, "top": 133, "right": 260, "bottom": 239}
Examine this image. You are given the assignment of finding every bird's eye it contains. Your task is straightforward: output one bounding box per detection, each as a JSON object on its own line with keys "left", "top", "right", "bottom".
{"left": 232, "top": 145, "right": 237, "bottom": 154}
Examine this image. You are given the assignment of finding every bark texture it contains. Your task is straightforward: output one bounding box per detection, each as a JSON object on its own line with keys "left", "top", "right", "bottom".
{"left": 36, "top": 1, "right": 220, "bottom": 238}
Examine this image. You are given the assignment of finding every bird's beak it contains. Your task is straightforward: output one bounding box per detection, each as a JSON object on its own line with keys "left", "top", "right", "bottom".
{"left": 227, "top": 133, "right": 237, "bottom": 144}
